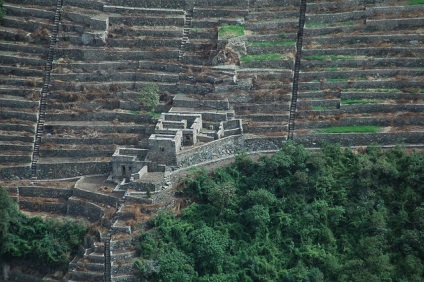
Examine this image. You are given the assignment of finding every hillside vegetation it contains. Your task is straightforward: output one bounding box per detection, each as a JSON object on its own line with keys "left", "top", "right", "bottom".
{"left": 135, "top": 142, "right": 424, "bottom": 281}
{"left": 0, "top": 188, "right": 87, "bottom": 271}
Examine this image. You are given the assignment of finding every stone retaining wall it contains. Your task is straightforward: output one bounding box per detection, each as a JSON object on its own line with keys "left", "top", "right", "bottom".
{"left": 67, "top": 197, "right": 104, "bottom": 222}
{"left": 73, "top": 186, "right": 121, "bottom": 207}
{"left": 176, "top": 135, "right": 285, "bottom": 168}
{"left": 37, "top": 162, "right": 110, "bottom": 179}
{"left": 19, "top": 186, "right": 73, "bottom": 198}
{"left": 294, "top": 132, "right": 424, "bottom": 147}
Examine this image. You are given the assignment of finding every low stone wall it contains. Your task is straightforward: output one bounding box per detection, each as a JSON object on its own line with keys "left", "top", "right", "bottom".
{"left": 19, "top": 186, "right": 73, "bottom": 199}
{"left": 37, "top": 162, "right": 111, "bottom": 179}
{"left": 67, "top": 197, "right": 104, "bottom": 222}
{"left": 297, "top": 116, "right": 424, "bottom": 129}
{"left": 73, "top": 186, "right": 120, "bottom": 207}
{"left": 294, "top": 132, "right": 424, "bottom": 147}
{"left": 176, "top": 135, "right": 285, "bottom": 168}
{"left": 19, "top": 199, "right": 68, "bottom": 214}
{"left": 340, "top": 104, "right": 424, "bottom": 113}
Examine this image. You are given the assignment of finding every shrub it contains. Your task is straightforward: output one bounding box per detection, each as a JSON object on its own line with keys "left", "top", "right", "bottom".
{"left": 139, "top": 83, "right": 159, "bottom": 111}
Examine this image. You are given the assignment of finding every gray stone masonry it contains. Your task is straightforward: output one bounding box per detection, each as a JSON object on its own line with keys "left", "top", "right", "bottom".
{"left": 295, "top": 132, "right": 424, "bottom": 148}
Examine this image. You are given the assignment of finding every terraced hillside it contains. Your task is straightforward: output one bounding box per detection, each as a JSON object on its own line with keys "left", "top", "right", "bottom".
{"left": 0, "top": 0, "right": 423, "bottom": 180}
{"left": 293, "top": 0, "right": 424, "bottom": 147}
{"left": 0, "top": 0, "right": 423, "bottom": 281}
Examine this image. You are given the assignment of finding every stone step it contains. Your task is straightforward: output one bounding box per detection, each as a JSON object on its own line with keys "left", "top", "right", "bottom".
{"left": 246, "top": 19, "right": 299, "bottom": 31}
{"left": 1, "top": 15, "right": 53, "bottom": 33}
{"left": 3, "top": 3, "right": 55, "bottom": 19}
{"left": 109, "top": 25, "right": 183, "bottom": 38}
{"left": 108, "top": 37, "right": 182, "bottom": 48}
{"left": 0, "top": 122, "right": 35, "bottom": 133}
{"left": 193, "top": 6, "right": 249, "bottom": 18}
{"left": 110, "top": 274, "right": 138, "bottom": 282}
{"left": 0, "top": 154, "right": 32, "bottom": 163}
{"left": 0, "top": 97, "right": 38, "bottom": 109}
{"left": 0, "top": 50, "right": 46, "bottom": 66}
{"left": 0, "top": 85, "right": 40, "bottom": 97}
{"left": 303, "top": 33, "right": 424, "bottom": 46}
{"left": 43, "top": 121, "right": 150, "bottom": 134}
{"left": 50, "top": 80, "right": 178, "bottom": 93}
{"left": 0, "top": 65, "right": 44, "bottom": 77}
{"left": 103, "top": 5, "right": 184, "bottom": 15}
{"left": 70, "top": 270, "right": 103, "bottom": 282}
{"left": 56, "top": 48, "right": 180, "bottom": 61}
{"left": 0, "top": 40, "right": 48, "bottom": 54}
{"left": 0, "top": 133, "right": 33, "bottom": 143}
{"left": 0, "top": 76, "right": 44, "bottom": 87}
{"left": 109, "top": 15, "right": 185, "bottom": 27}
{"left": 302, "top": 47, "right": 424, "bottom": 57}
{"left": 51, "top": 71, "right": 179, "bottom": 83}
{"left": 39, "top": 148, "right": 116, "bottom": 158}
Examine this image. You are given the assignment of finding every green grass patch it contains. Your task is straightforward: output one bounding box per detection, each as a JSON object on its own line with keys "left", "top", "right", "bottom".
{"left": 306, "top": 22, "right": 327, "bottom": 27}
{"left": 241, "top": 53, "right": 286, "bottom": 63}
{"left": 129, "top": 110, "right": 140, "bottom": 115}
{"left": 218, "top": 25, "right": 245, "bottom": 39}
{"left": 311, "top": 106, "right": 337, "bottom": 110}
{"left": 316, "top": 126, "right": 380, "bottom": 133}
{"left": 248, "top": 41, "right": 296, "bottom": 47}
{"left": 341, "top": 99, "right": 380, "bottom": 105}
{"left": 146, "top": 111, "right": 161, "bottom": 119}
{"left": 408, "top": 0, "right": 424, "bottom": 5}
{"left": 305, "top": 55, "right": 357, "bottom": 61}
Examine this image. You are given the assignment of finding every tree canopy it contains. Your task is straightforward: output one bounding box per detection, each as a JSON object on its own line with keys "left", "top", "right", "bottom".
{"left": 0, "top": 187, "right": 87, "bottom": 269}
{"left": 135, "top": 142, "right": 424, "bottom": 281}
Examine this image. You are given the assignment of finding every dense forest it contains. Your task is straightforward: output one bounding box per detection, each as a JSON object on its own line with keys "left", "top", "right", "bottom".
{"left": 134, "top": 142, "right": 424, "bottom": 281}
{"left": 0, "top": 187, "right": 87, "bottom": 271}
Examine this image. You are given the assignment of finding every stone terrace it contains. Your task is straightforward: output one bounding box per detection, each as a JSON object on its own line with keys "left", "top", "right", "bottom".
{"left": 1, "top": 0, "right": 423, "bottom": 180}
{"left": 0, "top": 0, "right": 56, "bottom": 177}
{"left": 39, "top": 0, "right": 187, "bottom": 178}
{"left": 294, "top": 0, "right": 424, "bottom": 147}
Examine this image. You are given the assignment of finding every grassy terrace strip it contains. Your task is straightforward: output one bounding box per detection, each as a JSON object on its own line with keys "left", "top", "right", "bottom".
{"left": 248, "top": 41, "right": 296, "bottom": 47}
{"left": 315, "top": 126, "right": 381, "bottom": 133}
{"left": 218, "top": 25, "right": 245, "bottom": 39}
{"left": 241, "top": 53, "right": 287, "bottom": 62}
{"left": 341, "top": 99, "right": 380, "bottom": 105}
{"left": 408, "top": 0, "right": 424, "bottom": 4}
{"left": 311, "top": 106, "right": 338, "bottom": 110}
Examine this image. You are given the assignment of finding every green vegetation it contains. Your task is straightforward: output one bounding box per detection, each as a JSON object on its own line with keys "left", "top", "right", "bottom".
{"left": 134, "top": 143, "right": 424, "bottom": 281}
{"left": 408, "top": 0, "right": 424, "bottom": 5}
{"left": 311, "top": 106, "right": 337, "bottom": 110}
{"left": 0, "top": 187, "right": 87, "bottom": 269}
{"left": 316, "top": 125, "right": 380, "bottom": 133}
{"left": 139, "top": 82, "right": 160, "bottom": 111}
{"left": 241, "top": 53, "right": 286, "bottom": 63}
{"left": 129, "top": 110, "right": 140, "bottom": 115}
{"left": 218, "top": 25, "right": 245, "bottom": 39}
{"left": 345, "top": 88, "right": 399, "bottom": 93}
{"left": 146, "top": 111, "right": 162, "bottom": 119}
{"left": 248, "top": 41, "right": 296, "bottom": 47}
{"left": 305, "top": 55, "right": 357, "bottom": 61}
{"left": 341, "top": 99, "right": 380, "bottom": 105}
